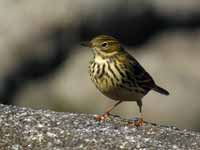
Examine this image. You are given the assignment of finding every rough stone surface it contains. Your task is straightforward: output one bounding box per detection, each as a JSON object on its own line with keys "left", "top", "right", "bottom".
{"left": 0, "top": 104, "right": 199, "bottom": 150}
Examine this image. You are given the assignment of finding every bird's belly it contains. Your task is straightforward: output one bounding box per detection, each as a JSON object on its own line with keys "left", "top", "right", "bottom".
{"left": 90, "top": 68, "right": 144, "bottom": 101}
{"left": 101, "top": 86, "right": 144, "bottom": 102}
{"left": 89, "top": 60, "right": 145, "bottom": 101}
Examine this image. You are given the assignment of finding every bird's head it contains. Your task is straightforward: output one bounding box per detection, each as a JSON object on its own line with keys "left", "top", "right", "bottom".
{"left": 82, "top": 35, "right": 123, "bottom": 58}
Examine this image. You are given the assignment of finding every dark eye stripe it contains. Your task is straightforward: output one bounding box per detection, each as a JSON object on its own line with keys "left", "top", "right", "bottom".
{"left": 102, "top": 42, "right": 107, "bottom": 47}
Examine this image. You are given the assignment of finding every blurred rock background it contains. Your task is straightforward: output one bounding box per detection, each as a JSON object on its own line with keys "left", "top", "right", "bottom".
{"left": 0, "top": 0, "right": 200, "bottom": 130}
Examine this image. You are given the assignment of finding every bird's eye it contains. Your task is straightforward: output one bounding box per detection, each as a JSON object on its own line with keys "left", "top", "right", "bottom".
{"left": 101, "top": 42, "right": 107, "bottom": 47}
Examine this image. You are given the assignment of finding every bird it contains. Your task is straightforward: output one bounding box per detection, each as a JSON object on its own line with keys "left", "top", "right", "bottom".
{"left": 82, "top": 35, "right": 169, "bottom": 126}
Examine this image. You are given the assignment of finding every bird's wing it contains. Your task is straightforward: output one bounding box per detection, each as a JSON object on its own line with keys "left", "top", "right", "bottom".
{"left": 125, "top": 53, "right": 156, "bottom": 93}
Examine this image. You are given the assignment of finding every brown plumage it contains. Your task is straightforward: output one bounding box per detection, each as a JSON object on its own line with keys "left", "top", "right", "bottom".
{"left": 83, "top": 35, "right": 169, "bottom": 126}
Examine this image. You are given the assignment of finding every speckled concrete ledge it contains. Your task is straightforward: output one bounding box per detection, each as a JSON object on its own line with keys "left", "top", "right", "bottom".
{"left": 0, "top": 104, "right": 199, "bottom": 150}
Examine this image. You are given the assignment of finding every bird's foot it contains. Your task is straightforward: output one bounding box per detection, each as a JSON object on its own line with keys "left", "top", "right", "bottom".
{"left": 128, "top": 117, "right": 144, "bottom": 127}
{"left": 95, "top": 112, "right": 110, "bottom": 121}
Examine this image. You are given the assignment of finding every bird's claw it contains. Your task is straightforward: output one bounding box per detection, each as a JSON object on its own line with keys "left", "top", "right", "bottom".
{"left": 128, "top": 118, "right": 144, "bottom": 127}
{"left": 95, "top": 112, "right": 111, "bottom": 121}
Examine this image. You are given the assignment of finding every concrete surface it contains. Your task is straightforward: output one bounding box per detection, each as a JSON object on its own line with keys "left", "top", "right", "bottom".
{"left": 0, "top": 104, "right": 199, "bottom": 150}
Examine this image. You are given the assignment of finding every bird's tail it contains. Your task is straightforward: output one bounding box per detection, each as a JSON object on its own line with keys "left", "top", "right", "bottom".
{"left": 153, "top": 85, "right": 169, "bottom": 96}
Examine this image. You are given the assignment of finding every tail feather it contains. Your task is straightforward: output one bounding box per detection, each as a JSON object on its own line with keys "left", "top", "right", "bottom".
{"left": 153, "top": 85, "right": 169, "bottom": 96}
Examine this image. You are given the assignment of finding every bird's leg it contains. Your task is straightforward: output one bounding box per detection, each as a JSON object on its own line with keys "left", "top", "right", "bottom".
{"left": 135, "top": 109, "right": 144, "bottom": 126}
{"left": 128, "top": 100, "right": 144, "bottom": 126}
{"left": 95, "top": 101, "right": 123, "bottom": 121}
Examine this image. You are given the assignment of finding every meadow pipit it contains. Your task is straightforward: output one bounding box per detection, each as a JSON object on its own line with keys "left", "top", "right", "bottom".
{"left": 82, "top": 35, "right": 169, "bottom": 126}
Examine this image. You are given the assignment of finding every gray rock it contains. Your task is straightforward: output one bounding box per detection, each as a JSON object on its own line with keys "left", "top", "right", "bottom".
{"left": 0, "top": 104, "right": 199, "bottom": 150}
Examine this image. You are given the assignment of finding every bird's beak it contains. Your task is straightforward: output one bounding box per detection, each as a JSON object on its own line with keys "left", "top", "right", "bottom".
{"left": 80, "top": 41, "right": 92, "bottom": 48}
